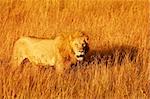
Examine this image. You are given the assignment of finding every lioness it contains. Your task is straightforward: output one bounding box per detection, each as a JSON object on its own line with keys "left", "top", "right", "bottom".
{"left": 11, "top": 32, "right": 89, "bottom": 72}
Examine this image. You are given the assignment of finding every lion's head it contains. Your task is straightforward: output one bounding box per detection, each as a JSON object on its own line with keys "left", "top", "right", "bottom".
{"left": 69, "top": 31, "right": 89, "bottom": 61}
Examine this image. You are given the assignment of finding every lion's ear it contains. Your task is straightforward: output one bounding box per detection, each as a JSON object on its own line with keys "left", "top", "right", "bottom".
{"left": 81, "top": 32, "right": 89, "bottom": 40}
{"left": 85, "top": 38, "right": 88, "bottom": 43}
{"left": 86, "top": 36, "right": 89, "bottom": 41}
{"left": 84, "top": 35, "right": 89, "bottom": 43}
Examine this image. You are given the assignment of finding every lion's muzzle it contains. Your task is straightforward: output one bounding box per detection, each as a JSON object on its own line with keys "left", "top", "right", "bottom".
{"left": 76, "top": 51, "right": 86, "bottom": 61}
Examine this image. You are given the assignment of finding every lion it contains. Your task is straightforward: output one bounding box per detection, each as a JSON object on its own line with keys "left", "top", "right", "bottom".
{"left": 11, "top": 31, "right": 89, "bottom": 72}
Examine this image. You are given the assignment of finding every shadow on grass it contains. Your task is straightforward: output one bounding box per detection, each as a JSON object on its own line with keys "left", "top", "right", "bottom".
{"left": 84, "top": 45, "right": 138, "bottom": 66}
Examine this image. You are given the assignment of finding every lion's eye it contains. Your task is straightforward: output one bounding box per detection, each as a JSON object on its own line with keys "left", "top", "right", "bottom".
{"left": 82, "top": 43, "right": 86, "bottom": 47}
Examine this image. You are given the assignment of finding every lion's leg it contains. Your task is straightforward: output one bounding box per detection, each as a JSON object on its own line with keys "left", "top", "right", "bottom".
{"left": 11, "top": 54, "right": 27, "bottom": 69}
{"left": 11, "top": 45, "right": 27, "bottom": 69}
{"left": 55, "top": 59, "right": 66, "bottom": 74}
{"left": 55, "top": 64, "right": 64, "bottom": 74}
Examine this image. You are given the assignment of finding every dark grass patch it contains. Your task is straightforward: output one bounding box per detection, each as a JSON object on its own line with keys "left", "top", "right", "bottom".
{"left": 85, "top": 45, "right": 138, "bottom": 66}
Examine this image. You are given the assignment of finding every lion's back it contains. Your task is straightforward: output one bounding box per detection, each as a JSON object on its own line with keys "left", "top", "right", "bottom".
{"left": 11, "top": 36, "right": 62, "bottom": 66}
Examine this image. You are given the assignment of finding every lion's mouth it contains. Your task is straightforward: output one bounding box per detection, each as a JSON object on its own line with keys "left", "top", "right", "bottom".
{"left": 77, "top": 55, "right": 84, "bottom": 58}
{"left": 76, "top": 55, "right": 84, "bottom": 61}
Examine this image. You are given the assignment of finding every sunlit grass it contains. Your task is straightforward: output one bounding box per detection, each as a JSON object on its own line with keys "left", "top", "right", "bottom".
{"left": 0, "top": 0, "right": 149, "bottom": 98}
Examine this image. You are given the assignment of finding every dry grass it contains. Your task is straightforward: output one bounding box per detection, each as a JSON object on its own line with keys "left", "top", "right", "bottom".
{"left": 0, "top": 0, "right": 149, "bottom": 98}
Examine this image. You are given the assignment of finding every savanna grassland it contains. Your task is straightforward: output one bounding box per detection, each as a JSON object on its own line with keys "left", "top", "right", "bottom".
{"left": 0, "top": 0, "right": 149, "bottom": 98}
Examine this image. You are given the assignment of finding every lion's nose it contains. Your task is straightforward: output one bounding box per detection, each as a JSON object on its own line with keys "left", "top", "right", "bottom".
{"left": 79, "top": 50, "right": 84, "bottom": 53}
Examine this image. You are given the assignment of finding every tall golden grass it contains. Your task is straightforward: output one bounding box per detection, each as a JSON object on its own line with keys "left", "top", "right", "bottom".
{"left": 0, "top": 0, "right": 149, "bottom": 98}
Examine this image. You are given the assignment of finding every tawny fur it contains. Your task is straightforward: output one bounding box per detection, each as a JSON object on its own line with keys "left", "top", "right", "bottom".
{"left": 11, "top": 32, "right": 89, "bottom": 72}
